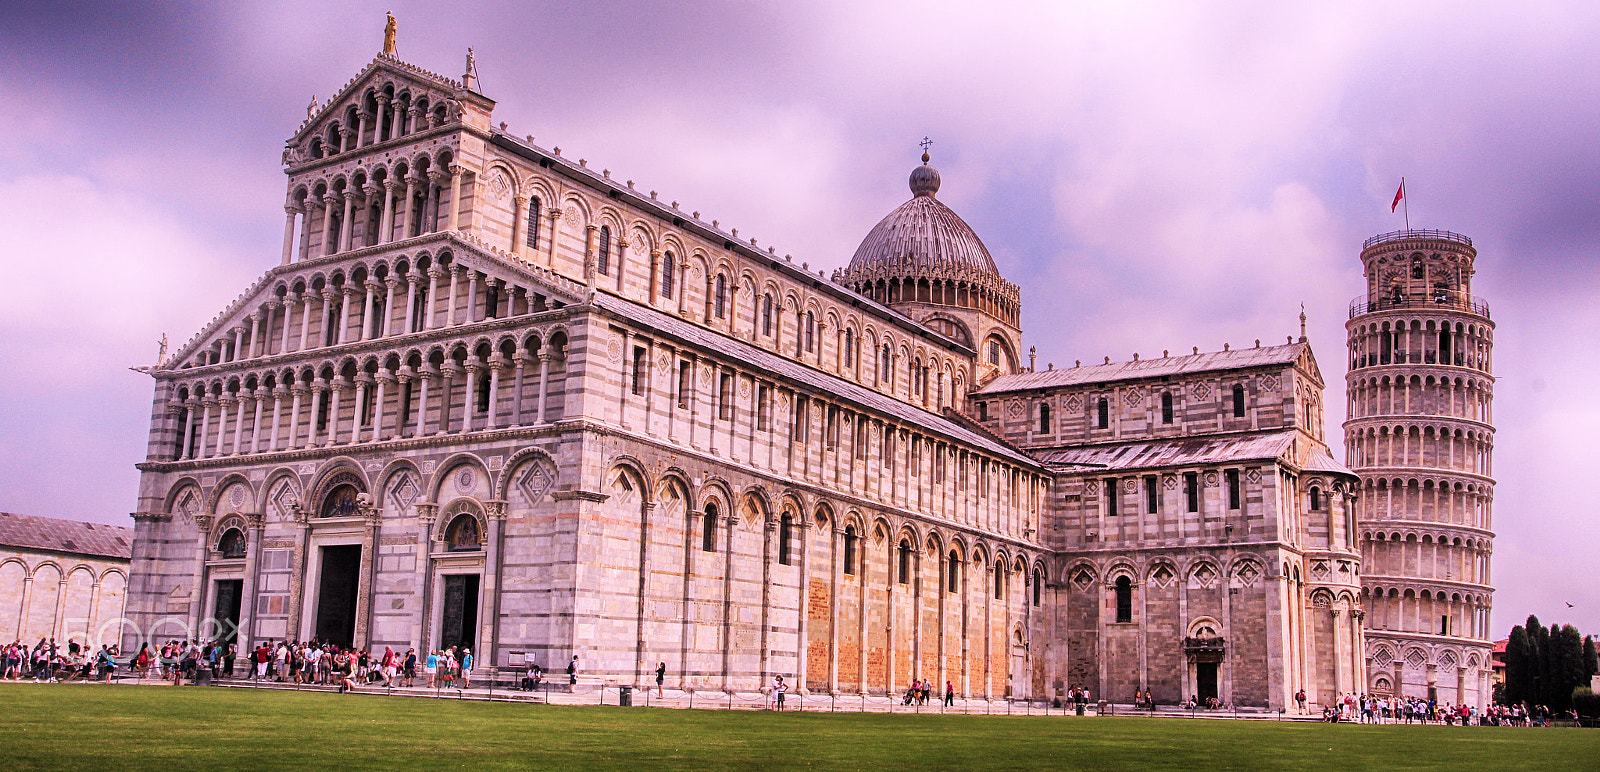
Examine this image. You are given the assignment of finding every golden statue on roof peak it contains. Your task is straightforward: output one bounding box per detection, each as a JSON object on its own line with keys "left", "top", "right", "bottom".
{"left": 383, "top": 12, "right": 398, "bottom": 56}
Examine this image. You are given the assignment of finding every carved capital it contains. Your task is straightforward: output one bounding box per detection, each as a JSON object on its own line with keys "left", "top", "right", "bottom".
{"left": 416, "top": 502, "right": 440, "bottom": 526}
{"left": 484, "top": 500, "right": 509, "bottom": 521}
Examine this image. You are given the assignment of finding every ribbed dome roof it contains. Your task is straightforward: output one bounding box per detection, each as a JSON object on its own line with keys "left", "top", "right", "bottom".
{"left": 846, "top": 157, "right": 1000, "bottom": 278}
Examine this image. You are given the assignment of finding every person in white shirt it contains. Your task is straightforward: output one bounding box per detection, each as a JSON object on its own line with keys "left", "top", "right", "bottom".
{"left": 771, "top": 675, "right": 788, "bottom": 711}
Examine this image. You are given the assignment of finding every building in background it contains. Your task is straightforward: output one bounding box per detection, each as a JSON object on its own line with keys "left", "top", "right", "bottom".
{"left": 1345, "top": 230, "right": 1497, "bottom": 707}
{"left": 120, "top": 25, "right": 1381, "bottom": 709}
{"left": 0, "top": 512, "right": 131, "bottom": 647}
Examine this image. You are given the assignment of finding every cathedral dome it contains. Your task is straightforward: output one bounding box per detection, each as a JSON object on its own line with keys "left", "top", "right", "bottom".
{"left": 846, "top": 154, "right": 1000, "bottom": 278}
{"left": 835, "top": 154, "right": 1019, "bottom": 326}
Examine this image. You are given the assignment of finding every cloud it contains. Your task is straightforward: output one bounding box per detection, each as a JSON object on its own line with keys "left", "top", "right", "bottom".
{"left": 1, "top": 1, "right": 1598, "bottom": 636}
{"left": 0, "top": 174, "right": 253, "bottom": 521}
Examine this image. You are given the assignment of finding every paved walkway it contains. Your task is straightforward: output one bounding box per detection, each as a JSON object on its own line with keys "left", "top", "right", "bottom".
{"left": 3, "top": 673, "right": 1312, "bottom": 720}
{"left": 196, "top": 676, "right": 1309, "bottom": 720}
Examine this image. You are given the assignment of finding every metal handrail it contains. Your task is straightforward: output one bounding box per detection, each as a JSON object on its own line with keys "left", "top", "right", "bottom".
{"left": 1362, "top": 229, "right": 1473, "bottom": 250}
{"left": 1348, "top": 293, "right": 1490, "bottom": 319}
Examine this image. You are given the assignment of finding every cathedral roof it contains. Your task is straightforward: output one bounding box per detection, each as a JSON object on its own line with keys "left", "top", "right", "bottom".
{"left": 591, "top": 293, "right": 1041, "bottom": 469}
{"left": 975, "top": 342, "right": 1314, "bottom": 394}
{"left": 1033, "top": 430, "right": 1354, "bottom": 477}
{"left": 836, "top": 156, "right": 1018, "bottom": 304}
{"left": 0, "top": 512, "right": 132, "bottom": 560}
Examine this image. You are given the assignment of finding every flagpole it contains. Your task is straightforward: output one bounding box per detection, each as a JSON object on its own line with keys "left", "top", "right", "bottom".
{"left": 1402, "top": 177, "right": 1409, "bottom": 231}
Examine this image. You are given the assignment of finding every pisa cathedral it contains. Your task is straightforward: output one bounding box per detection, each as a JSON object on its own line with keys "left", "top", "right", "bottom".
{"left": 122, "top": 31, "right": 1495, "bottom": 709}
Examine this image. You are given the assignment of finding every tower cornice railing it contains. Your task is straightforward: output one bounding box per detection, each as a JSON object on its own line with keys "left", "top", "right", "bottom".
{"left": 1362, "top": 229, "right": 1473, "bottom": 250}
{"left": 1348, "top": 293, "right": 1490, "bottom": 320}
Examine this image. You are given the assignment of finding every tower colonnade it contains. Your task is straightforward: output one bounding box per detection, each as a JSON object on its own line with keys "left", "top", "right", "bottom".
{"left": 1345, "top": 230, "right": 1495, "bottom": 708}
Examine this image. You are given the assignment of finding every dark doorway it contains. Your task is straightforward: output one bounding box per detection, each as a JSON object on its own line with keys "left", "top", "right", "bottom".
{"left": 440, "top": 574, "right": 480, "bottom": 652}
{"left": 1197, "top": 662, "right": 1219, "bottom": 702}
{"left": 212, "top": 579, "right": 243, "bottom": 644}
{"left": 314, "top": 545, "right": 362, "bottom": 647}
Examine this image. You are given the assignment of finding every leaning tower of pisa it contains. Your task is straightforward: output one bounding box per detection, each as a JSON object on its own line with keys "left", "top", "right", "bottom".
{"left": 1344, "top": 229, "right": 1496, "bottom": 708}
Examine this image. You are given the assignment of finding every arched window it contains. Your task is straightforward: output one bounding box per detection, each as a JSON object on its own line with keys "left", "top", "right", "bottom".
{"left": 1032, "top": 568, "right": 1042, "bottom": 607}
{"left": 778, "top": 515, "right": 793, "bottom": 566}
{"left": 1161, "top": 392, "right": 1173, "bottom": 424}
{"left": 597, "top": 226, "right": 611, "bottom": 275}
{"left": 702, "top": 503, "right": 719, "bottom": 552}
{"left": 526, "top": 196, "right": 541, "bottom": 249}
{"left": 843, "top": 526, "right": 858, "bottom": 576}
{"left": 477, "top": 368, "right": 492, "bottom": 411}
{"left": 217, "top": 528, "right": 246, "bottom": 559}
{"left": 320, "top": 481, "right": 362, "bottom": 518}
{"left": 714, "top": 275, "right": 727, "bottom": 319}
{"left": 988, "top": 340, "right": 1000, "bottom": 366}
{"left": 994, "top": 560, "right": 1006, "bottom": 599}
{"left": 804, "top": 312, "right": 815, "bottom": 352}
{"left": 844, "top": 329, "right": 855, "bottom": 367}
{"left": 1232, "top": 383, "right": 1246, "bottom": 418}
{"left": 947, "top": 550, "right": 961, "bottom": 593}
{"left": 897, "top": 539, "right": 911, "bottom": 584}
{"left": 444, "top": 513, "right": 482, "bottom": 551}
{"left": 881, "top": 344, "right": 892, "bottom": 381}
{"left": 660, "top": 252, "right": 675, "bottom": 299}
{"left": 1097, "top": 397, "right": 1109, "bottom": 429}
{"left": 761, "top": 293, "right": 773, "bottom": 336}
{"left": 1115, "top": 576, "right": 1133, "bottom": 623}
{"left": 1309, "top": 486, "right": 1323, "bottom": 511}
{"left": 1038, "top": 403, "right": 1051, "bottom": 434}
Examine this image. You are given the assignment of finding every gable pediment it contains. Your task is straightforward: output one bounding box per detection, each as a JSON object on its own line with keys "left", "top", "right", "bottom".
{"left": 285, "top": 55, "right": 494, "bottom": 167}
{"left": 160, "top": 232, "right": 584, "bottom": 373}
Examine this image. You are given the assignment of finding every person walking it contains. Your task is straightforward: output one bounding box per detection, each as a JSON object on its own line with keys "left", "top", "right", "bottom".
{"left": 567, "top": 654, "right": 578, "bottom": 691}
{"left": 425, "top": 650, "right": 439, "bottom": 688}
{"left": 944, "top": 681, "right": 955, "bottom": 707}
{"left": 655, "top": 662, "right": 666, "bottom": 698}
{"left": 460, "top": 649, "right": 474, "bottom": 688}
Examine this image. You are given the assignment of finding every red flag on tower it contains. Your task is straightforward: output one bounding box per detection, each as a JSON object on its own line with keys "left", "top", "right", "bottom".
{"left": 1391, "top": 180, "right": 1405, "bottom": 213}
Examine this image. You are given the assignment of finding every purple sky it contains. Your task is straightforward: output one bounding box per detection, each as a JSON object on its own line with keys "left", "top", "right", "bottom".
{"left": 3, "top": 2, "right": 1596, "bottom": 639}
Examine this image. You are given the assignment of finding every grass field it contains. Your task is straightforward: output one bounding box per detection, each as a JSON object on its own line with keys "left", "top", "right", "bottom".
{"left": 0, "top": 685, "right": 1594, "bottom": 771}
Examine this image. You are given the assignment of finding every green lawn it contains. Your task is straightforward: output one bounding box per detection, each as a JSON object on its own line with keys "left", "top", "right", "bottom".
{"left": 0, "top": 685, "right": 1593, "bottom": 771}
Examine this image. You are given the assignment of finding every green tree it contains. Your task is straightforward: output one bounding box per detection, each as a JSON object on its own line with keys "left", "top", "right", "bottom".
{"left": 1528, "top": 615, "right": 1550, "bottom": 706}
{"left": 1584, "top": 635, "right": 1598, "bottom": 682}
{"left": 1502, "top": 624, "right": 1530, "bottom": 705}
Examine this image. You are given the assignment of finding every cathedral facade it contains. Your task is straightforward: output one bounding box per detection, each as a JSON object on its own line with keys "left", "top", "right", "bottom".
{"left": 121, "top": 37, "right": 1439, "bottom": 710}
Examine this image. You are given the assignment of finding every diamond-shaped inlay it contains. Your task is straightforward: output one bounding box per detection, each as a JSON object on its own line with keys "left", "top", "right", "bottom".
{"left": 175, "top": 490, "right": 198, "bottom": 523}
{"left": 517, "top": 460, "right": 556, "bottom": 506}
{"left": 269, "top": 481, "right": 296, "bottom": 521}
{"left": 388, "top": 472, "right": 420, "bottom": 512}
{"left": 1151, "top": 565, "right": 1174, "bottom": 588}
{"left": 1192, "top": 563, "right": 1217, "bottom": 588}
{"left": 1234, "top": 562, "right": 1260, "bottom": 587}
{"left": 1072, "top": 569, "right": 1094, "bottom": 591}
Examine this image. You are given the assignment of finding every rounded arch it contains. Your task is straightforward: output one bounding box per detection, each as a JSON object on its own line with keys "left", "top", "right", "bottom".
{"left": 427, "top": 452, "right": 490, "bottom": 502}
{"left": 439, "top": 497, "right": 486, "bottom": 551}
{"left": 306, "top": 460, "right": 370, "bottom": 516}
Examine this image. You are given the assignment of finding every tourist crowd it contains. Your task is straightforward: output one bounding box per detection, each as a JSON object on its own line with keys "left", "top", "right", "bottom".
{"left": 2, "top": 638, "right": 121, "bottom": 682}
{"left": 1310, "top": 692, "right": 1566, "bottom": 725}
